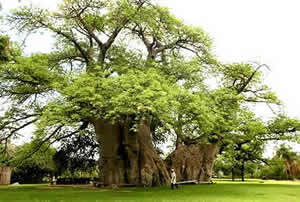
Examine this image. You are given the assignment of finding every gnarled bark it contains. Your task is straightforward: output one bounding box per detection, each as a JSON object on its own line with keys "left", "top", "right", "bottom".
{"left": 93, "top": 119, "right": 170, "bottom": 186}
{"left": 165, "top": 143, "right": 219, "bottom": 182}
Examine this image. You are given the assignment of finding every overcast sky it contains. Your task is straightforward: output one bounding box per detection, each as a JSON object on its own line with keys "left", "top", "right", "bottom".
{"left": 1, "top": 0, "right": 300, "bottom": 154}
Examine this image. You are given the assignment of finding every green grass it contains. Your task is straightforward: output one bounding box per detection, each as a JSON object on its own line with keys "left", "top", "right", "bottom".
{"left": 0, "top": 180, "right": 300, "bottom": 202}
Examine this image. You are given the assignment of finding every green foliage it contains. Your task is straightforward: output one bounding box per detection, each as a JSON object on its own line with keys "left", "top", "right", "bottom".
{"left": 214, "top": 154, "right": 261, "bottom": 179}
{"left": 0, "top": 36, "right": 11, "bottom": 62}
{"left": 267, "top": 115, "right": 300, "bottom": 142}
{"left": 0, "top": 53, "right": 64, "bottom": 103}
{"left": 275, "top": 144, "right": 298, "bottom": 161}
{"left": 216, "top": 110, "right": 268, "bottom": 180}
{"left": 13, "top": 143, "right": 56, "bottom": 169}
{"left": 11, "top": 144, "right": 56, "bottom": 184}
{"left": 0, "top": 143, "right": 15, "bottom": 167}
{"left": 0, "top": 36, "right": 21, "bottom": 63}
{"left": 53, "top": 132, "right": 98, "bottom": 177}
{"left": 216, "top": 106, "right": 300, "bottom": 180}
{"left": 259, "top": 158, "right": 289, "bottom": 180}
{"left": 239, "top": 144, "right": 300, "bottom": 180}
{"left": 1, "top": 0, "right": 299, "bottom": 169}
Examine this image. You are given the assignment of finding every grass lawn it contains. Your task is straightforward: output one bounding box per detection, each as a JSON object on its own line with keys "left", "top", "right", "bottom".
{"left": 0, "top": 180, "right": 300, "bottom": 202}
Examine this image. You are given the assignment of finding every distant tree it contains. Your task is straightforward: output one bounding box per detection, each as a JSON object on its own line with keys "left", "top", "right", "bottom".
{"left": 11, "top": 144, "right": 56, "bottom": 184}
{"left": 217, "top": 110, "right": 300, "bottom": 181}
{"left": 274, "top": 144, "right": 300, "bottom": 180}
{"left": 53, "top": 131, "right": 98, "bottom": 177}
{"left": 257, "top": 144, "right": 300, "bottom": 180}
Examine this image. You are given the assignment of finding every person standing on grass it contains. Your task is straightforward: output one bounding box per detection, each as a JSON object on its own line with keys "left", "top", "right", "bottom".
{"left": 171, "top": 168, "right": 178, "bottom": 189}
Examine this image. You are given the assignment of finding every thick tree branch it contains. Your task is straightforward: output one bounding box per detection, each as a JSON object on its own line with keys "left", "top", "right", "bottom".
{"left": 237, "top": 64, "right": 269, "bottom": 94}
{"left": 0, "top": 119, "right": 38, "bottom": 142}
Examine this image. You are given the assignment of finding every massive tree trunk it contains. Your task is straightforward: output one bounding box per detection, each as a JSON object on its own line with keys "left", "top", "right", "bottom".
{"left": 93, "top": 119, "right": 170, "bottom": 186}
{"left": 165, "top": 143, "right": 219, "bottom": 182}
{"left": 0, "top": 167, "right": 12, "bottom": 185}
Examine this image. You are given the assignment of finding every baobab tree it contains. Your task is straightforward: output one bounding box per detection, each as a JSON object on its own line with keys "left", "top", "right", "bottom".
{"left": 1, "top": 0, "right": 298, "bottom": 187}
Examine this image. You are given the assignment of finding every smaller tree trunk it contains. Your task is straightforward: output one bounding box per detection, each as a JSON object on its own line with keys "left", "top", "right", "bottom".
{"left": 165, "top": 143, "right": 219, "bottom": 182}
{"left": 231, "top": 167, "right": 235, "bottom": 181}
{"left": 0, "top": 167, "right": 12, "bottom": 185}
{"left": 241, "top": 161, "right": 245, "bottom": 182}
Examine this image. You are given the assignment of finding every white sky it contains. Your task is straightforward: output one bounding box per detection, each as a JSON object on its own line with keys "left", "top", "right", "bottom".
{"left": 1, "top": 0, "right": 300, "bottom": 154}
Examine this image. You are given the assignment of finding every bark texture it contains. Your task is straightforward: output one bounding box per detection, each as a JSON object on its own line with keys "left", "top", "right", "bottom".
{"left": 165, "top": 143, "right": 219, "bottom": 182}
{"left": 93, "top": 119, "right": 170, "bottom": 186}
{"left": 0, "top": 167, "right": 12, "bottom": 185}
